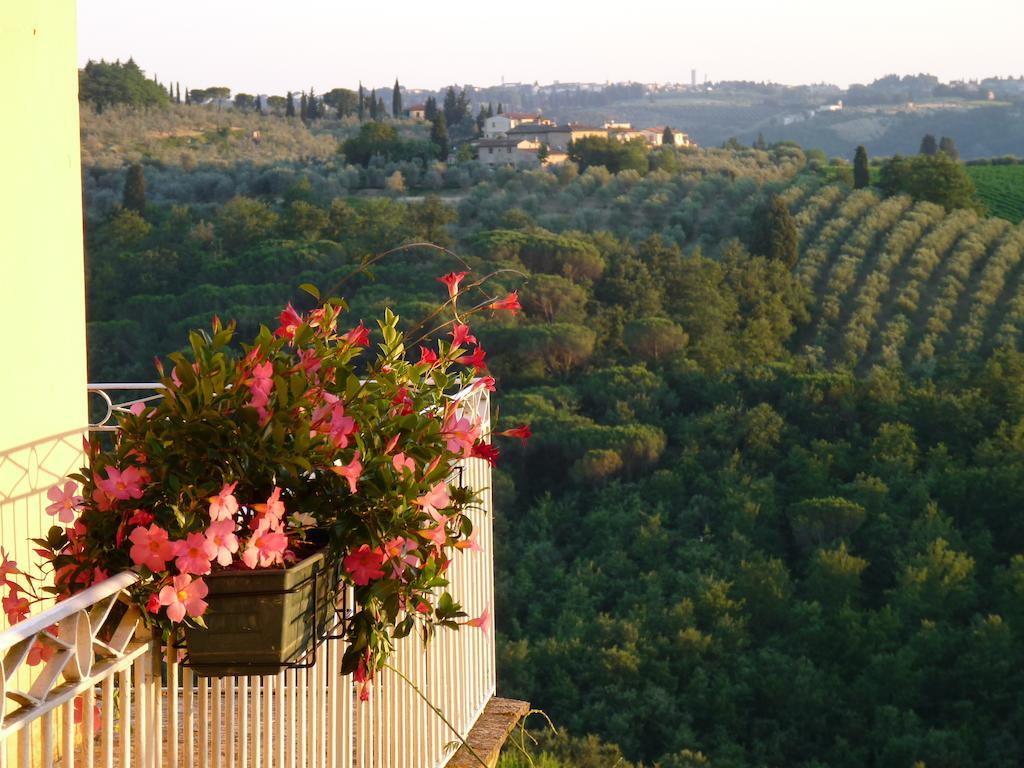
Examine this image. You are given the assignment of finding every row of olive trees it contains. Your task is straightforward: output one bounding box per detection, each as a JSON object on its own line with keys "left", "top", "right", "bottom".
{"left": 810, "top": 194, "right": 913, "bottom": 354}
{"left": 838, "top": 202, "right": 946, "bottom": 365}
{"left": 957, "top": 227, "right": 1024, "bottom": 354}
{"left": 795, "top": 189, "right": 878, "bottom": 291}
{"left": 910, "top": 218, "right": 1010, "bottom": 368}
{"left": 791, "top": 185, "right": 845, "bottom": 245}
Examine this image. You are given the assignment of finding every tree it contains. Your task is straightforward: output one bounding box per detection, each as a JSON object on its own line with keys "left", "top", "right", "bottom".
{"left": 323, "top": 88, "right": 358, "bottom": 118}
{"left": 185, "top": 88, "right": 191, "bottom": 106}
{"left": 424, "top": 96, "right": 438, "bottom": 121}
{"left": 286, "top": 91, "right": 295, "bottom": 117}
{"left": 175, "top": 82, "right": 181, "bottom": 104}
{"left": 234, "top": 93, "right": 254, "bottom": 111}
{"left": 357, "top": 82, "right": 365, "bottom": 121}
{"left": 299, "top": 92, "right": 308, "bottom": 120}
{"left": 79, "top": 59, "right": 171, "bottom": 111}
{"left": 392, "top": 79, "right": 402, "bottom": 118}
{"left": 750, "top": 196, "right": 799, "bottom": 268}
{"left": 443, "top": 86, "right": 458, "bottom": 126}
{"left": 624, "top": 317, "right": 688, "bottom": 363}
{"left": 368, "top": 89, "right": 379, "bottom": 120}
{"left": 307, "top": 88, "right": 319, "bottom": 120}
{"left": 122, "top": 163, "right": 147, "bottom": 214}
{"left": 430, "top": 113, "right": 449, "bottom": 159}
{"left": 753, "top": 132, "right": 766, "bottom": 150}
{"left": 853, "top": 145, "right": 870, "bottom": 189}
{"left": 878, "top": 153, "right": 980, "bottom": 212}
{"left": 920, "top": 134, "right": 938, "bottom": 156}
{"left": 939, "top": 136, "right": 960, "bottom": 161}
{"left": 662, "top": 126, "right": 675, "bottom": 146}
{"left": 497, "top": 102, "right": 503, "bottom": 114}
{"left": 537, "top": 143, "right": 550, "bottom": 163}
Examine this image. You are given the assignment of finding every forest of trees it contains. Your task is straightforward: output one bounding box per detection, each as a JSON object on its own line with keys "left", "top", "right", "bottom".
{"left": 78, "top": 96, "right": 1024, "bottom": 766}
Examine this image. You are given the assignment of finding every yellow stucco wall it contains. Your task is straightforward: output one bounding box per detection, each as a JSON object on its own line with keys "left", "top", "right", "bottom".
{"left": 0, "top": 0, "right": 87, "bottom": 606}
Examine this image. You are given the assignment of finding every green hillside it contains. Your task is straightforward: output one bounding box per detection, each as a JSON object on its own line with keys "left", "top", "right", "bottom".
{"left": 967, "top": 164, "right": 1024, "bottom": 223}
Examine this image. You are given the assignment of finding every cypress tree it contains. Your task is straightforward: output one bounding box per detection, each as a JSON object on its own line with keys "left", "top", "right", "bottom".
{"left": 753, "top": 132, "right": 766, "bottom": 150}
{"left": 369, "top": 89, "right": 378, "bottom": 120}
{"left": 358, "top": 83, "right": 365, "bottom": 121}
{"left": 286, "top": 91, "right": 296, "bottom": 117}
{"left": 300, "top": 92, "right": 308, "bottom": 120}
{"left": 175, "top": 82, "right": 181, "bottom": 104}
{"left": 377, "top": 96, "right": 386, "bottom": 120}
{"left": 185, "top": 88, "right": 191, "bottom": 105}
{"left": 662, "top": 126, "right": 675, "bottom": 146}
{"left": 424, "top": 96, "right": 437, "bottom": 121}
{"left": 853, "top": 145, "right": 870, "bottom": 189}
{"left": 751, "top": 195, "right": 798, "bottom": 269}
{"left": 430, "top": 113, "right": 449, "bottom": 159}
{"left": 497, "top": 102, "right": 503, "bottom": 114}
{"left": 123, "top": 163, "right": 147, "bottom": 214}
{"left": 939, "top": 136, "right": 960, "bottom": 161}
{"left": 392, "top": 79, "right": 402, "bottom": 118}
{"left": 920, "top": 134, "right": 938, "bottom": 156}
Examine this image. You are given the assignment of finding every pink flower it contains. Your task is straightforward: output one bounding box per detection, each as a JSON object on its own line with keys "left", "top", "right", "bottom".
{"left": 208, "top": 482, "right": 239, "bottom": 522}
{"left": 46, "top": 481, "right": 83, "bottom": 523}
{"left": 471, "top": 442, "right": 500, "bottom": 467}
{"left": 462, "top": 345, "right": 488, "bottom": 371}
{"left": 260, "top": 487, "right": 286, "bottom": 524}
{"left": 240, "top": 520, "right": 288, "bottom": 569}
{"left": 455, "top": 529, "right": 483, "bottom": 553}
{"left": 157, "top": 574, "right": 209, "bottom": 623}
{"left": 73, "top": 695, "right": 102, "bottom": 731}
{"left": 392, "top": 452, "right": 415, "bottom": 475}
{"left": 415, "top": 481, "right": 451, "bottom": 519}
{"left": 127, "top": 509, "right": 154, "bottom": 527}
{"left": 421, "top": 520, "right": 448, "bottom": 553}
{"left": 146, "top": 593, "right": 161, "bottom": 614}
{"left": 3, "top": 587, "right": 30, "bottom": 624}
{"left": 487, "top": 291, "right": 521, "bottom": 314}
{"left": 383, "top": 537, "right": 420, "bottom": 579}
{"left": 497, "top": 424, "right": 532, "bottom": 446}
{"left": 466, "top": 606, "right": 491, "bottom": 636}
{"left": 332, "top": 451, "right": 362, "bottom": 494}
{"left": 314, "top": 395, "right": 356, "bottom": 448}
{"left": 97, "top": 466, "right": 146, "bottom": 501}
{"left": 438, "top": 271, "right": 467, "bottom": 300}
{"left": 419, "top": 346, "right": 439, "bottom": 365}
{"left": 450, "top": 323, "right": 477, "bottom": 347}
{"left": 173, "top": 532, "right": 217, "bottom": 576}
{"left": 275, "top": 303, "right": 303, "bottom": 340}
{"left": 442, "top": 411, "right": 480, "bottom": 458}
{"left": 343, "top": 545, "right": 385, "bottom": 586}
{"left": 343, "top": 322, "right": 370, "bottom": 347}
{"left": 205, "top": 519, "right": 239, "bottom": 567}
{"left": 27, "top": 637, "right": 56, "bottom": 667}
{"left": 473, "top": 376, "right": 496, "bottom": 392}
{"left": 0, "top": 551, "right": 22, "bottom": 588}
{"left": 129, "top": 524, "right": 175, "bottom": 573}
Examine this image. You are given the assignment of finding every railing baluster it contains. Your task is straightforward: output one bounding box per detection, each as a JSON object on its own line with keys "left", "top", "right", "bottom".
{"left": 225, "top": 677, "right": 235, "bottom": 768}
{"left": 198, "top": 677, "right": 208, "bottom": 768}
{"left": 100, "top": 676, "right": 113, "bottom": 768}
{"left": 61, "top": 699, "right": 74, "bottom": 768}
{"left": 167, "top": 647, "right": 179, "bottom": 768}
{"left": 40, "top": 714, "right": 52, "bottom": 768}
{"left": 238, "top": 677, "right": 248, "bottom": 768}
{"left": 212, "top": 677, "right": 222, "bottom": 768}
{"left": 183, "top": 666, "right": 194, "bottom": 768}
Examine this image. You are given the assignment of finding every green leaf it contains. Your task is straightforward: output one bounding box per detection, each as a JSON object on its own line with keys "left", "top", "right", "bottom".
{"left": 299, "top": 283, "right": 320, "bottom": 301}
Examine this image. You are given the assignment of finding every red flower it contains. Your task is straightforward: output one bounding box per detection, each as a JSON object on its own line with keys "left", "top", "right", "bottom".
{"left": 419, "top": 345, "right": 438, "bottom": 365}
{"left": 275, "top": 303, "right": 303, "bottom": 340}
{"left": 344, "top": 545, "right": 385, "bottom": 586}
{"left": 497, "top": 424, "right": 532, "bottom": 445}
{"left": 437, "top": 271, "right": 467, "bottom": 300}
{"left": 473, "top": 376, "right": 496, "bottom": 392}
{"left": 487, "top": 291, "right": 521, "bottom": 314}
{"left": 462, "top": 345, "right": 487, "bottom": 371}
{"left": 450, "top": 323, "right": 477, "bottom": 347}
{"left": 471, "top": 442, "right": 500, "bottom": 467}
{"left": 343, "top": 322, "right": 370, "bottom": 347}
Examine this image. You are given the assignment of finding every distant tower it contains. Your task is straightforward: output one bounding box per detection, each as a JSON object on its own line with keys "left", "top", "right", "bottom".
{"left": 691, "top": 69, "right": 697, "bottom": 88}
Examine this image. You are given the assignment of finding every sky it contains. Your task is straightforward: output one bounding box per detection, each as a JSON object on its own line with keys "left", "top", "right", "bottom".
{"left": 77, "top": 0, "right": 1024, "bottom": 95}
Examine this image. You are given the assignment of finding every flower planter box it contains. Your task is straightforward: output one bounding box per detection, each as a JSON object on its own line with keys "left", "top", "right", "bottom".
{"left": 183, "top": 549, "right": 339, "bottom": 677}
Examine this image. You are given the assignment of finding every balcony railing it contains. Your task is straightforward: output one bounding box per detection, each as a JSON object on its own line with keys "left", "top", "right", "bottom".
{"left": 0, "top": 384, "right": 497, "bottom": 768}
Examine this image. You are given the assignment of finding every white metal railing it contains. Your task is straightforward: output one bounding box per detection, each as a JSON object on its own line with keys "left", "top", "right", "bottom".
{"left": 0, "top": 386, "right": 495, "bottom": 768}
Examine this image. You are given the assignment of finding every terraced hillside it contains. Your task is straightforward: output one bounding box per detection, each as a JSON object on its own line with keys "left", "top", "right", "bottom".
{"left": 785, "top": 184, "right": 1024, "bottom": 371}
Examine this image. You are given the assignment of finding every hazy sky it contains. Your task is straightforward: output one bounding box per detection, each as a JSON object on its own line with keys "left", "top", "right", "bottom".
{"left": 78, "top": 0, "right": 1023, "bottom": 94}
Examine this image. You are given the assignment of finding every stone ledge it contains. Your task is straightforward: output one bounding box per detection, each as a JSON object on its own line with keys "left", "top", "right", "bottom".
{"left": 448, "top": 697, "right": 531, "bottom": 768}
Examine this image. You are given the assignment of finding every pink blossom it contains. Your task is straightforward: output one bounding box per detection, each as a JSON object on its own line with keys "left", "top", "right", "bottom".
{"left": 471, "top": 442, "right": 500, "bottom": 467}
{"left": 462, "top": 345, "right": 488, "bottom": 371}
{"left": 450, "top": 323, "right": 477, "bottom": 347}
{"left": 454, "top": 529, "right": 483, "bottom": 553}
{"left": 438, "top": 271, "right": 468, "bottom": 300}
{"left": 486, "top": 291, "right": 521, "bottom": 314}
{"left": 332, "top": 451, "right": 362, "bottom": 494}
{"left": 343, "top": 545, "right": 385, "bottom": 586}
{"left": 157, "top": 574, "right": 209, "bottom": 623}
{"left": 259, "top": 487, "right": 286, "bottom": 525}
{"left": 127, "top": 509, "right": 154, "bottom": 527}
{"left": 240, "top": 520, "right": 288, "bottom": 569}
{"left": 466, "top": 606, "right": 491, "bottom": 636}
{"left": 314, "top": 395, "right": 356, "bottom": 448}
{"left": 419, "top": 345, "right": 439, "bottom": 365}
{"left": 497, "top": 424, "right": 532, "bottom": 446}
{"left": 129, "top": 524, "right": 175, "bottom": 573}
{"left": 415, "top": 481, "right": 451, "bottom": 520}
{"left": 46, "top": 481, "right": 83, "bottom": 522}
{"left": 146, "top": 593, "right": 161, "bottom": 614}
{"left": 173, "top": 532, "right": 217, "bottom": 576}
{"left": 421, "top": 520, "right": 448, "bottom": 553}
{"left": 97, "top": 466, "right": 146, "bottom": 501}
{"left": 73, "top": 695, "right": 102, "bottom": 731}
{"left": 343, "top": 322, "right": 370, "bottom": 347}
{"left": 473, "top": 376, "right": 497, "bottom": 392}
{"left": 205, "top": 519, "right": 239, "bottom": 567}
{"left": 442, "top": 411, "right": 480, "bottom": 458}
{"left": 26, "top": 637, "right": 56, "bottom": 667}
{"left": 3, "top": 587, "right": 30, "bottom": 624}
{"left": 392, "top": 452, "right": 415, "bottom": 475}
{"left": 275, "top": 303, "right": 303, "bottom": 340}
{"left": 208, "top": 482, "right": 239, "bottom": 522}
{"left": 383, "top": 537, "right": 420, "bottom": 579}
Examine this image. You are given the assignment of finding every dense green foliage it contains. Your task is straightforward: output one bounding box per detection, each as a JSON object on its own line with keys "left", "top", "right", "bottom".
{"left": 81, "top": 122, "right": 1024, "bottom": 765}
{"left": 878, "top": 153, "right": 981, "bottom": 212}
{"left": 79, "top": 59, "right": 171, "bottom": 112}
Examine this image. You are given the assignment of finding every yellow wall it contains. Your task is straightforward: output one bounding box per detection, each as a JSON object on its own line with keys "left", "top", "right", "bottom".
{"left": 0, "top": 0, "right": 87, "bottom": 606}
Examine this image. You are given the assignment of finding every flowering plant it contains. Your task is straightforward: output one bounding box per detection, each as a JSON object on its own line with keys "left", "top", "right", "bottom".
{"left": 2, "top": 273, "right": 528, "bottom": 681}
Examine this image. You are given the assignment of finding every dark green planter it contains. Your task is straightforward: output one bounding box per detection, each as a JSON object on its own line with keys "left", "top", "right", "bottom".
{"left": 183, "top": 549, "right": 338, "bottom": 677}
